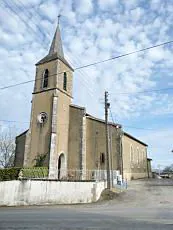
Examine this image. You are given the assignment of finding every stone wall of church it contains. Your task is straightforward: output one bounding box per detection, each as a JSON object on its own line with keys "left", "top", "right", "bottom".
{"left": 122, "top": 134, "right": 148, "bottom": 181}
{"left": 85, "top": 118, "right": 119, "bottom": 172}
{"left": 28, "top": 90, "right": 53, "bottom": 166}
{"left": 68, "top": 105, "right": 85, "bottom": 170}
{"left": 14, "top": 131, "right": 27, "bottom": 167}
{"left": 55, "top": 92, "right": 71, "bottom": 155}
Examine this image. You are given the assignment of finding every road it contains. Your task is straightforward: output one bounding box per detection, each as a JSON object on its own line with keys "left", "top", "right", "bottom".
{"left": 0, "top": 179, "right": 173, "bottom": 229}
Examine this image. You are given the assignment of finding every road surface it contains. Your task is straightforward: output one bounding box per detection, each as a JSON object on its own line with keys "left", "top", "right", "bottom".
{"left": 0, "top": 179, "right": 173, "bottom": 229}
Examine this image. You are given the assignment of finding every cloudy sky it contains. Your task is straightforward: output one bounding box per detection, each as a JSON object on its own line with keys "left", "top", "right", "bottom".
{"left": 0, "top": 0, "right": 173, "bottom": 169}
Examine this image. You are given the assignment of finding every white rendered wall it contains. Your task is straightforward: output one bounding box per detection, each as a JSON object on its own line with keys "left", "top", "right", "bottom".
{"left": 0, "top": 180, "right": 106, "bottom": 206}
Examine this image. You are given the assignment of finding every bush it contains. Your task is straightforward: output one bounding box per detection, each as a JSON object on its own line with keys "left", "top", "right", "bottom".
{"left": 0, "top": 167, "right": 21, "bottom": 181}
{"left": 20, "top": 167, "right": 48, "bottom": 178}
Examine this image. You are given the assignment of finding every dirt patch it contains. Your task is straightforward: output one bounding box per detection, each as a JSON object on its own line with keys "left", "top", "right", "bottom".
{"left": 98, "top": 188, "right": 125, "bottom": 201}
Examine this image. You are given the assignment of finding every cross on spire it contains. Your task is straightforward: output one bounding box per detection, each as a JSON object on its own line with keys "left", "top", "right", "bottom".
{"left": 58, "top": 14, "right": 61, "bottom": 26}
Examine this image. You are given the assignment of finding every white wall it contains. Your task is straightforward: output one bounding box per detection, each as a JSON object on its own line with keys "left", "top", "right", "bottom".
{"left": 0, "top": 180, "right": 106, "bottom": 206}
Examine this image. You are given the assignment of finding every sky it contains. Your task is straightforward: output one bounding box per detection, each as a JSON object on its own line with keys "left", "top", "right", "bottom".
{"left": 0, "top": 0, "right": 173, "bottom": 169}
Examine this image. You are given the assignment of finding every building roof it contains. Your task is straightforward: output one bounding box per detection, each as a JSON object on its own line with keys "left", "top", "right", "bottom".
{"left": 85, "top": 113, "right": 121, "bottom": 127}
{"left": 16, "top": 129, "right": 29, "bottom": 139}
{"left": 123, "top": 132, "right": 148, "bottom": 147}
{"left": 86, "top": 114, "right": 147, "bottom": 145}
{"left": 70, "top": 104, "right": 86, "bottom": 110}
{"left": 147, "top": 158, "right": 152, "bottom": 161}
{"left": 86, "top": 114, "right": 147, "bottom": 146}
{"left": 35, "top": 24, "right": 73, "bottom": 71}
{"left": 49, "top": 25, "right": 64, "bottom": 57}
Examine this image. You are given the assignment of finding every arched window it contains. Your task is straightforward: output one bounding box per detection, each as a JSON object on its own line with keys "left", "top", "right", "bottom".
{"left": 130, "top": 145, "right": 134, "bottom": 163}
{"left": 137, "top": 148, "right": 140, "bottom": 166}
{"left": 63, "top": 72, "right": 67, "bottom": 91}
{"left": 43, "top": 69, "right": 49, "bottom": 88}
{"left": 143, "top": 150, "right": 146, "bottom": 168}
{"left": 100, "top": 153, "right": 105, "bottom": 164}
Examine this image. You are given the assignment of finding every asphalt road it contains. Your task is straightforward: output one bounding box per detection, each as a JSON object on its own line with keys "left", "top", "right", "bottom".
{"left": 0, "top": 206, "right": 173, "bottom": 230}
{"left": 0, "top": 179, "right": 173, "bottom": 229}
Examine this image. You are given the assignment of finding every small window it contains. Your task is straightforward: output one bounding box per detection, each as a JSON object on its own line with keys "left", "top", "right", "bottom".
{"left": 130, "top": 145, "right": 134, "bottom": 163}
{"left": 100, "top": 153, "right": 105, "bottom": 164}
{"left": 43, "top": 69, "right": 49, "bottom": 88}
{"left": 63, "top": 72, "right": 67, "bottom": 91}
{"left": 137, "top": 148, "right": 140, "bottom": 166}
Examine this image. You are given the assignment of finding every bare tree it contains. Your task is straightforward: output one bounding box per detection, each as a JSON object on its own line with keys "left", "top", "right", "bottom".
{"left": 0, "top": 128, "right": 16, "bottom": 168}
{"left": 162, "top": 164, "right": 173, "bottom": 173}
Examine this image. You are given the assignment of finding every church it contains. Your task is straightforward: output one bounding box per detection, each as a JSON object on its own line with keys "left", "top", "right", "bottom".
{"left": 14, "top": 23, "right": 152, "bottom": 181}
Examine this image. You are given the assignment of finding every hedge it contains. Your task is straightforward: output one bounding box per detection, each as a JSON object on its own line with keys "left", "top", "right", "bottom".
{"left": 20, "top": 167, "right": 48, "bottom": 178}
{"left": 0, "top": 167, "right": 21, "bottom": 181}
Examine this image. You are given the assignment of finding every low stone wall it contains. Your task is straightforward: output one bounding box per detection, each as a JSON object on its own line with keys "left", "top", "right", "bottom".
{"left": 0, "top": 180, "right": 106, "bottom": 206}
{"left": 124, "top": 172, "right": 148, "bottom": 181}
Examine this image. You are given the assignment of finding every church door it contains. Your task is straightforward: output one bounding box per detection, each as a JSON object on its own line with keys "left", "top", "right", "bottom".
{"left": 58, "top": 154, "right": 65, "bottom": 179}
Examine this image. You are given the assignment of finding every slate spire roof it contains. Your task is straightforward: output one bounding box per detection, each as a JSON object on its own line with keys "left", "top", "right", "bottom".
{"left": 36, "top": 24, "right": 73, "bottom": 71}
{"left": 48, "top": 24, "right": 64, "bottom": 57}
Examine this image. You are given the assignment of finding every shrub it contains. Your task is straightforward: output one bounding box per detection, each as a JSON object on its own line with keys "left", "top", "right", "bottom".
{"left": 0, "top": 167, "right": 21, "bottom": 181}
{"left": 20, "top": 167, "right": 48, "bottom": 179}
{"left": 34, "top": 153, "right": 47, "bottom": 167}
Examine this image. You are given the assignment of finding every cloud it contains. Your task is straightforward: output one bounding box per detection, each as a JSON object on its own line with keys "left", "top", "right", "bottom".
{"left": 98, "top": 0, "right": 118, "bottom": 9}
{"left": 13, "top": 0, "right": 42, "bottom": 7}
{"left": 39, "top": 1, "right": 59, "bottom": 21}
{"left": 76, "top": 0, "right": 93, "bottom": 15}
{"left": 139, "top": 129, "right": 173, "bottom": 168}
{"left": 0, "top": 0, "right": 173, "bottom": 167}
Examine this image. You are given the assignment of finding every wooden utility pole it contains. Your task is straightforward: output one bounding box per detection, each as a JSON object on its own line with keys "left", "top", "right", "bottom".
{"left": 105, "top": 91, "right": 111, "bottom": 189}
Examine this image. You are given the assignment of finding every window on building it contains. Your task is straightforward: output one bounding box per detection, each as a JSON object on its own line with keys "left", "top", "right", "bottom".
{"left": 143, "top": 150, "right": 146, "bottom": 168}
{"left": 137, "top": 148, "right": 140, "bottom": 166}
{"left": 43, "top": 69, "right": 49, "bottom": 88}
{"left": 100, "top": 153, "right": 105, "bottom": 164}
{"left": 130, "top": 145, "right": 134, "bottom": 162}
{"left": 63, "top": 72, "right": 67, "bottom": 91}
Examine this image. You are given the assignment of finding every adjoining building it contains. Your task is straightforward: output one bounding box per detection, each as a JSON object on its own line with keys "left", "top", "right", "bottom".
{"left": 14, "top": 23, "right": 152, "bottom": 181}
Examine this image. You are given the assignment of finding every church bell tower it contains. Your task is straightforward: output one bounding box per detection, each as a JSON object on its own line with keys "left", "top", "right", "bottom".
{"left": 23, "top": 23, "right": 74, "bottom": 179}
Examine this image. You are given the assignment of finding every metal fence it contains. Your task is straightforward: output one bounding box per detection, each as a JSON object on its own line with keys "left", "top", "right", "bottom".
{"left": 57, "top": 169, "right": 107, "bottom": 181}
{"left": 18, "top": 168, "right": 127, "bottom": 188}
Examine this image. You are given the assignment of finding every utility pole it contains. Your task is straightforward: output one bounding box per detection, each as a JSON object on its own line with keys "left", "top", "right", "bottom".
{"left": 105, "top": 91, "right": 111, "bottom": 189}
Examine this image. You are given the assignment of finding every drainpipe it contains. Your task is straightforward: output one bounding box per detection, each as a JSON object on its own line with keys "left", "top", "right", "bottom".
{"left": 147, "top": 159, "right": 149, "bottom": 178}
{"left": 146, "top": 148, "right": 149, "bottom": 178}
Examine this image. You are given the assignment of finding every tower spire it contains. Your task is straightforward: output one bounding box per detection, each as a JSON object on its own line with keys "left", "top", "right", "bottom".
{"left": 48, "top": 15, "right": 64, "bottom": 57}
{"left": 36, "top": 17, "right": 73, "bottom": 71}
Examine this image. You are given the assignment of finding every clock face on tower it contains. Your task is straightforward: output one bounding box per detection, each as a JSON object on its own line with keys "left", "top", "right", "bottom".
{"left": 37, "top": 112, "right": 48, "bottom": 124}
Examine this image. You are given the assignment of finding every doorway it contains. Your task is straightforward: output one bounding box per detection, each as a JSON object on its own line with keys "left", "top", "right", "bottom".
{"left": 58, "top": 153, "right": 65, "bottom": 179}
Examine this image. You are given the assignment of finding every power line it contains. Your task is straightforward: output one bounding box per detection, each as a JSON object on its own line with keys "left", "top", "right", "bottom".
{"left": 0, "top": 2, "right": 100, "bottom": 104}
{"left": 122, "top": 125, "right": 161, "bottom": 131}
{"left": 110, "top": 87, "right": 173, "bottom": 95}
{"left": 1, "top": 2, "right": 173, "bottom": 93}
{"left": 15, "top": 0, "right": 48, "bottom": 43}
{"left": 109, "top": 107, "right": 169, "bottom": 131}
{"left": 1, "top": 39, "right": 173, "bottom": 91}
{"left": 12, "top": 1, "right": 97, "bottom": 98}
{"left": 109, "top": 107, "right": 116, "bottom": 124}
{"left": 0, "top": 119, "right": 29, "bottom": 124}
{"left": 0, "top": 117, "right": 171, "bottom": 132}
{"left": 75, "top": 40, "right": 173, "bottom": 70}
{"left": 1, "top": 0, "right": 47, "bottom": 49}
